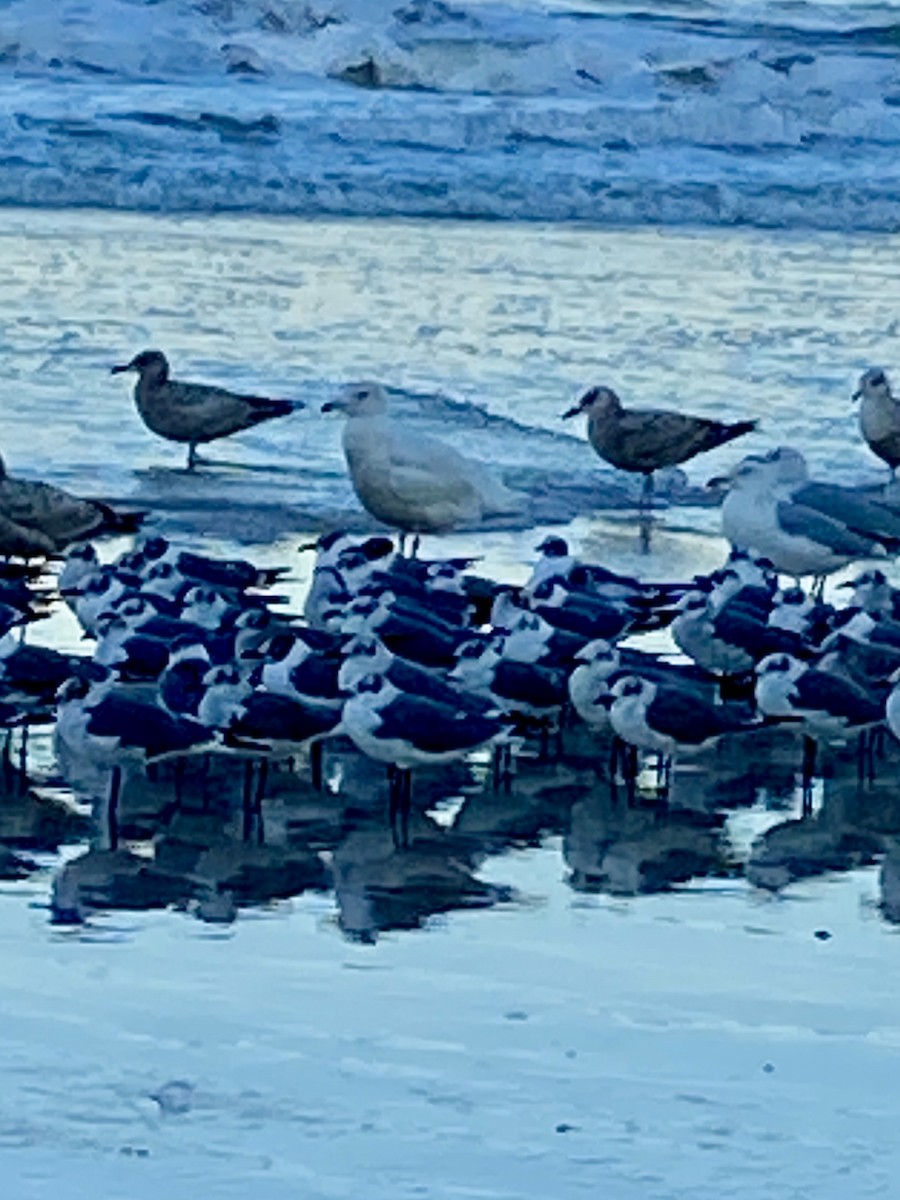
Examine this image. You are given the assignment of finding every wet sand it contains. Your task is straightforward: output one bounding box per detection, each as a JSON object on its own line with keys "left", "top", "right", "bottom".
{"left": 3, "top": 210, "right": 900, "bottom": 1198}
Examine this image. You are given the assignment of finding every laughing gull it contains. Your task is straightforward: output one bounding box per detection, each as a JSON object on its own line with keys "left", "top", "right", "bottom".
{"left": 853, "top": 368, "right": 900, "bottom": 479}
{"left": 112, "top": 350, "right": 302, "bottom": 470}
{"left": 200, "top": 664, "right": 341, "bottom": 750}
{"left": 671, "top": 592, "right": 756, "bottom": 676}
{"left": 838, "top": 569, "right": 900, "bottom": 618}
{"left": 450, "top": 638, "right": 568, "bottom": 726}
{"left": 321, "top": 382, "right": 524, "bottom": 543}
{"left": 256, "top": 631, "right": 344, "bottom": 710}
{"left": 562, "top": 385, "right": 756, "bottom": 507}
{"left": 715, "top": 456, "right": 886, "bottom": 582}
{"left": 342, "top": 673, "right": 510, "bottom": 845}
{"left": 608, "top": 675, "right": 757, "bottom": 766}
{"left": 768, "top": 586, "right": 833, "bottom": 642}
{"left": 338, "top": 595, "right": 473, "bottom": 669}
{"left": 527, "top": 578, "right": 645, "bottom": 641}
{"left": 0, "top": 625, "right": 86, "bottom": 699}
{"left": 339, "top": 636, "right": 495, "bottom": 716}
{"left": 0, "top": 455, "right": 143, "bottom": 550}
{"left": 159, "top": 639, "right": 212, "bottom": 718}
{"left": 754, "top": 652, "right": 882, "bottom": 786}
{"left": 569, "top": 639, "right": 717, "bottom": 733}
{"left": 301, "top": 532, "right": 356, "bottom": 628}
{"left": 55, "top": 673, "right": 213, "bottom": 838}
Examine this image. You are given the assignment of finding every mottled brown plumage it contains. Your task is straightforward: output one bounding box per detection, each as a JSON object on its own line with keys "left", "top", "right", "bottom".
{"left": 112, "top": 349, "right": 302, "bottom": 469}
{"left": 0, "top": 455, "right": 143, "bottom": 551}
{"left": 562, "top": 385, "right": 757, "bottom": 496}
{"left": 0, "top": 512, "right": 56, "bottom": 560}
{"left": 853, "top": 368, "right": 900, "bottom": 477}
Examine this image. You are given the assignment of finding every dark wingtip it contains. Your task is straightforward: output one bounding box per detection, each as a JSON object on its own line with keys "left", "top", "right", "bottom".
{"left": 91, "top": 504, "right": 147, "bottom": 534}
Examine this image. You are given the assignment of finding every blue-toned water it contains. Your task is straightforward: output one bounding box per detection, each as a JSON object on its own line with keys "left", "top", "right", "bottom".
{"left": 4, "top": 0, "right": 900, "bottom": 228}
{"left": 3, "top": 3, "right": 900, "bottom": 1196}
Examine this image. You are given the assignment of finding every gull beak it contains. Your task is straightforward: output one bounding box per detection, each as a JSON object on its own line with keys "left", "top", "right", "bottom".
{"left": 851, "top": 389, "right": 862, "bottom": 401}
{"left": 297, "top": 542, "right": 318, "bottom": 552}
{"left": 321, "top": 395, "right": 350, "bottom": 413}
{"left": 592, "top": 692, "right": 614, "bottom": 708}
{"left": 110, "top": 361, "right": 134, "bottom": 375}
{"left": 561, "top": 402, "right": 583, "bottom": 420}
{"left": 706, "top": 475, "right": 729, "bottom": 489}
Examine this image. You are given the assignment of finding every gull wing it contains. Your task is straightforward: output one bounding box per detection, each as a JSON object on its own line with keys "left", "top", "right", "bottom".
{"left": 792, "top": 482, "right": 900, "bottom": 546}
{"left": 776, "top": 500, "right": 882, "bottom": 558}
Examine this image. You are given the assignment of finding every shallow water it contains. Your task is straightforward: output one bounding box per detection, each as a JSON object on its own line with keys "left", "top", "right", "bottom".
{"left": 4, "top": 209, "right": 900, "bottom": 1198}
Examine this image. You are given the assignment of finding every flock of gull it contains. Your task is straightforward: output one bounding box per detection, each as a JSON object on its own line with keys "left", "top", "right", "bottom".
{"left": 0, "top": 356, "right": 900, "bottom": 922}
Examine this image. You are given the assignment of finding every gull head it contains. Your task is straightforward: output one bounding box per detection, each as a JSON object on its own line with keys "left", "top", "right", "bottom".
{"left": 111, "top": 349, "right": 169, "bottom": 383}
{"left": 754, "top": 652, "right": 804, "bottom": 680}
{"left": 56, "top": 674, "right": 94, "bottom": 706}
{"left": 706, "top": 454, "right": 771, "bottom": 491}
{"left": 774, "top": 585, "right": 809, "bottom": 608}
{"left": 610, "top": 675, "right": 655, "bottom": 703}
{"left": 562, "top": 385, "right": 621, "bottom": 421}
{"left": 536, "top": 535, "right": 569, "bottom": 558}
{"left": 853, "top": 367, "right": 892, "bottom": 403}
{"left": 574, "top": 638, "right": 617, "bottom": 664}
{"left": 322, "top": 381, "right": 388, "bottom": 417}
{"left": 765, "top": 445, "right": 809, "bottom": 485}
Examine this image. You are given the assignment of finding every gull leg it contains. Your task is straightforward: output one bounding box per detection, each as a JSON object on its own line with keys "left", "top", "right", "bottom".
{"left": 801, "top": 736, "right": 816, "bottom": 814}
{"left": 639, "top": 474, "right": 654, "bottom": 554}
{"left": 310, "top": 740, "right": 324, "bottom": 791}
{"left": 17, "top": 724, "right": 28, "bottom": 792}
{"left": 609, "top": 735, "right": 622, "bottom": 783}
{"left": 187, "top": 442, "right": 199, "bottom": 471}
{"left": 242, "top": 759, "right": 256, "bottom": 841}
{"left": 494, "top": 744, "right": 508, "bottom": 792}
{"left": 641, "top": 472, "right": 654, "bottom": 510}
{"left": 2, "top": 729, "right": 13, "bottom": 789}
{"left": 625, "top": 744, "right": 638, "bottom": 804}
{"left": 388, "top": 765, "right": 400, "bottom": 846}
{"left": 107, "top": 765, "right": 122, "bottom": 851}
{"left": 400, "top": 770, "right": 411, "bottom": 849}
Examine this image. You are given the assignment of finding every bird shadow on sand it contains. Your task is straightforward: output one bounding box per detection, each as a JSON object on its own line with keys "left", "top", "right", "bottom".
{"left": 135, "top": 459, "right": 298, "bottom": 479}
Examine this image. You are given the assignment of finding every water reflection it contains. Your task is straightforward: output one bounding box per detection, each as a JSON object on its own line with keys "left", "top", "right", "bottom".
{"left": 11, "top": 716, "right": 900, "bottom": 939}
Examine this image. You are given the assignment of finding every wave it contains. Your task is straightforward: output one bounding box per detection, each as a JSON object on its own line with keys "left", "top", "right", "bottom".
{"left": 4, "top": 0, "right": 900, "bottom": 229}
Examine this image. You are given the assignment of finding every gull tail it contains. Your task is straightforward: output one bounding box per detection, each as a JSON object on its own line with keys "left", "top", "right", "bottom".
{"left": 246, "top": 396, "right": 304, "bottom": 424}
{"left": 91, "top": 504, "right": 147, "bottom": 536}
{"left": 701, "top": 418, "right": 758, "bottom": 454}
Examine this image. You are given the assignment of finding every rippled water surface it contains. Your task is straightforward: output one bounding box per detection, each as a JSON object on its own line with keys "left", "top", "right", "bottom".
{"left": 4, "top": 209, "right": 900, "bottom": 1199}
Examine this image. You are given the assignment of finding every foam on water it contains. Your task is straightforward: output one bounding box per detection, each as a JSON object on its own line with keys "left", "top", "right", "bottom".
{"left": 3, "top": 0, "right": 900, "bottom": 228}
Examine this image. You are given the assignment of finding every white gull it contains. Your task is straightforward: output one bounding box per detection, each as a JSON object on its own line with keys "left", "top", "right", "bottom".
{"left": 321, "top": 382, "right": 525, "bottom": 538}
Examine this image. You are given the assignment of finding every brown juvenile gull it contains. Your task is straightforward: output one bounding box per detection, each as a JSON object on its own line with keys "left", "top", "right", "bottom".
{"left": 0, "top": 512, "right": 56, "bottom": 561}
{"left": 112, "top": 349, "right": 303, "bottom": 469}
{"left": 562, "top": 384, "right": 757, "bottom": 508}
{"left": 0, "top": 454, "right": 143, "bottom": 550}
{"left": 853, "top": 367, "right": 900, "bottom": 479}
